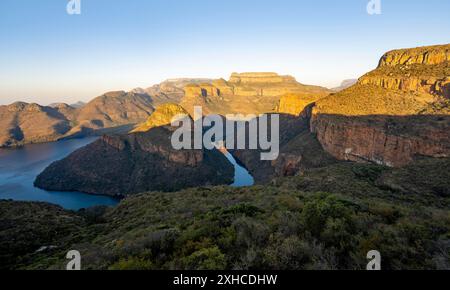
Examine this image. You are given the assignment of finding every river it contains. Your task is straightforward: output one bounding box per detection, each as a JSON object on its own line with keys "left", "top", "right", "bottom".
{"left": 0, "top": 138, "right": 254, "bottom": 210}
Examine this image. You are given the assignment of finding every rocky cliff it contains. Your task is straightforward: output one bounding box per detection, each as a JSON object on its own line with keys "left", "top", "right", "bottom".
{"left": 180, "top": 72, "right": 331, "bottom": 115}
{"left": 311, "top": 44, "right": 450, "bottom": 167}
{"left": 277, "top": 93, "right": 326, "bottom": 116}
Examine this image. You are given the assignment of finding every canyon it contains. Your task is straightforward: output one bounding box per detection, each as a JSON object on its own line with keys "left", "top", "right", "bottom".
{"left": 3, "top": 43, "right": 450, "bottom": 271}
{"left": 29, "top": 44, "right": 450, "bottom": 196}
{"left": 34, "top": 104, "right": 234, "bottom": 196}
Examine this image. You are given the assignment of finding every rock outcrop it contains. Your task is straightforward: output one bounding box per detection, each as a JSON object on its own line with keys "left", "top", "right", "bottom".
{"left": 132, "top": 103, "right": 190, "bottom": 133}
{"left": 181, "top": 72, "right": 331, "bottom": 115}
{"left": 277, "top": 93, "right": 325, "bottom": 116}
{"left": 34, "top": 125, "right": 234, "bottom": 196}
{"left": 311, "top": 44, "right": 450, "bottom": 167}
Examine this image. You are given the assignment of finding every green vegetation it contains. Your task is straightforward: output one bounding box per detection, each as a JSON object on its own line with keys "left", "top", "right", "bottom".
{"left": 1, "top": 158, "right": 449, "bottom": 270}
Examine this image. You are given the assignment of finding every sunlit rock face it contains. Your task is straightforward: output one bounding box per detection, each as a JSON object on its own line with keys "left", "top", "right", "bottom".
{"left": 131, "top": 103, "right": 190, "bottom": 133}
{"left": 180, "top": 72, "right": 332, "bottom": 115}
{"left": 311, "top": 44, "right": 450, "bottom": 167}
{"left": 277, "top": 93, "right": 326, "bottom": 116}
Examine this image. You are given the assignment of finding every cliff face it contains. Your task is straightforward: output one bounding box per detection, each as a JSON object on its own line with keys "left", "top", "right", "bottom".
{"left": 231, "top": 114, "right": 337, "bottom": 183}
{"left": 181, "top": 72, "right": 331, "bottom": 115}
{"left": 34, "top": 125, "right": 234, "bottom": 197}
{"left": 277, "top": 93, "right": 325, "bottom": 116}
{"left": 311, "top": 44, "right": 450, "bottom": 167}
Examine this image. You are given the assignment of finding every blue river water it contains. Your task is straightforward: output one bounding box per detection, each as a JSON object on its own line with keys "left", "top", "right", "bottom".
{"left": 0, "top": 138, "right": 254, "bottom": 210}
{"left": 0, "top": 137, "right": 119, "bottom": 210}
{"left": 222, "top": 151, "right": 255, "bottom": 187}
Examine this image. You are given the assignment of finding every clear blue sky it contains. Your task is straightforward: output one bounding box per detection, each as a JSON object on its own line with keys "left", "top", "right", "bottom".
{"left": 0, "top": 0, "right": 449, "bottom": 105}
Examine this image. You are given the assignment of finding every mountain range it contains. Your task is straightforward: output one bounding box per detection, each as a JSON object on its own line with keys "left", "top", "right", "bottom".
{"left": 2, "top": 43, "right": 450, "bottom": 270}
{"left": 0, "top": 73, "right": 331, "bottom": 148}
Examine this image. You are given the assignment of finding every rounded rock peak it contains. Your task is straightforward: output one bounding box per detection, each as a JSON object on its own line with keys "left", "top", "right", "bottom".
{"left": 131, "top": 103, "right": 190, "bottom": 133}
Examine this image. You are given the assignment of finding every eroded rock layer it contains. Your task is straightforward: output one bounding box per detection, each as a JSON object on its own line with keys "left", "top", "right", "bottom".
{"left": 311, "top": 44, "right": 450, "bottom": 166}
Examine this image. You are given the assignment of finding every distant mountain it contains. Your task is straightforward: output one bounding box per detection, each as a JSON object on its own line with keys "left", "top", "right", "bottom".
{"left": 0, "top": 74, "right": 330, "bottom": 147}
{"left": 180, "top": 72, "right": 332, "bottom": 115}
{"left": 66, "top": 91, "right": 155, "bottom": 137}
{"left": 0, "top": 102, "right": 74, "bottom": 147}
{"left": 70, "top": 101, "right": 86, "bottom": 108}
{"left": 132, "top": 78, "right": 213, "bottom": 106}
{"left": 0, "top": 92, "right": 156, "bottom": 148}
{"left": 331, "top": 79, "right": 358, "bottom": 92}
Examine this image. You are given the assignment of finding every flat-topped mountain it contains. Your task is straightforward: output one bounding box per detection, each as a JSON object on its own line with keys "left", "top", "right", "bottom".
{"left": 311, "top": 44, "right": 450, "bottom": 166}
{"left": 228, "top": 72, "right": 297, "bottom": 84}
{"left": 181, "top": 72, "right": 332, "bottom": 115}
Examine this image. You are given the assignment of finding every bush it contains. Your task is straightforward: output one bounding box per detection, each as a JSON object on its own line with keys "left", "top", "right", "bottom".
{"left": 181, "top": 246, "right": 227, "bottom": 270}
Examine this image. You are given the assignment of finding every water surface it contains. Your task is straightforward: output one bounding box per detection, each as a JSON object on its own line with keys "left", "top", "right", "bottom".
{"left": 0, "top": 138, "right": 255, "bottom": 210}
{"left": 0, "top": 138, "right": 119, "bottom": 210}
{"left": 222, "top": 151, "right": 255, "bottom": 187}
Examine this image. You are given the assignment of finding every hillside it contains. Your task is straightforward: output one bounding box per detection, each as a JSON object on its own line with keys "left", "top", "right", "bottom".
{"left": 0, "top": 102, "right": 73, "bottom": 147}
{"left": 67, "top": 91, "right": 155, "bottom": 137}
{"left": 311, "top": 44, "right": 450, "bottom": 166}
{"left": 3, "top": 157, "right": 450, "bottom": 270}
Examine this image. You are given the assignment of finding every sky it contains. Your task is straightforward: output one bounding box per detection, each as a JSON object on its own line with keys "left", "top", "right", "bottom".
{"left": 0, "top": 0, "right": 449, "bottom": 105}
